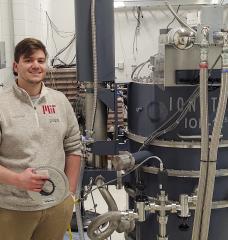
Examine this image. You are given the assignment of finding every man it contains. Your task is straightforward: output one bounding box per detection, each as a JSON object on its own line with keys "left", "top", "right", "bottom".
{"left": 0, "top": 38, "right": 82, "bottom": 240}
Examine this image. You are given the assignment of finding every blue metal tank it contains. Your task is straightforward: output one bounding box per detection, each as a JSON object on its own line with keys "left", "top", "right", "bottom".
{"left": 126, "top": 81, "right": 228, "bottom": 240}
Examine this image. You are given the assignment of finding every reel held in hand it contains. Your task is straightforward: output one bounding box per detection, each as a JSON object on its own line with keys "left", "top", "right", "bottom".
{"left": 28, "top": 166, "right": 69, "bottom": 205}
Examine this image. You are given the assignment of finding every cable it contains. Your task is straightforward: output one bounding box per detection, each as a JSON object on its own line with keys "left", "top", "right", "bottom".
{"left": 136, "top": 61, "right": 149, "bottom": 79}
{"left": 116, "top": 12, "right": 127, "bottom": 78}
{"left": 67, "top": 225, "right": 73, "bottom": 240}
{"left": 45, "top": 12, "right": 75, "bottom": 38}
{"left": 132, "top": 6, "right": 143, "bottom": 56}
{"left": 47, "top": 13, "right": 57, "bottom": 54}
{"left": 131, "top": 59, "right": 150, "bottom": 80}
{"left": 81, "top": 156, "right": 163, "bottom": 202}
{"left": 166, "top": 5, "right": 180, "bottom": 30}
{"left": 138, "top": 52, "right": 224, "bottom": 151}
{"left": 45, "top": 11, "right": 76, "bottom": 67}
{"left": 165, "top": 1, "right": 196, "bottom": 34}
{"left": 209, "top": 54, "right": 222, "bottom": 76}
{"left": 90, "top": 191, "right": 97, "bottom": 214}
{"left": 51, "top": 34, "right": 76, "bottom": 67}
{"left": 139, "top": 86, "right": 200, "bottom": 151}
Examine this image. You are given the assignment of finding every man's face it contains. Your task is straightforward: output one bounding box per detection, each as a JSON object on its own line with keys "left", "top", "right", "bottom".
{"left": 13, "top": 49, "right": 47, "bottom": 85}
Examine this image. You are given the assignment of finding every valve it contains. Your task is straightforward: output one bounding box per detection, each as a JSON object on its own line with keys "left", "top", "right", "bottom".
{"left": 178, "top": 194, "right": 191, "bottom": 232}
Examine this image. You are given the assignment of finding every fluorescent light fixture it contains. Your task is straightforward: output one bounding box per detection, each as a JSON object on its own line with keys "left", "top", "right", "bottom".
{"left": 114, "top": 1, "right": 125, "bottom": 8}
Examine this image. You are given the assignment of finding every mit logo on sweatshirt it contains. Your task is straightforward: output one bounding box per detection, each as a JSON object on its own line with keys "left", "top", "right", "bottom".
{"left": 42, "top": 105, "right": 56, "bottom": 114}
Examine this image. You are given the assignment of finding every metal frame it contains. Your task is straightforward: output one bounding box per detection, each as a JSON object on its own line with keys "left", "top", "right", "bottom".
{"left": 114, "top": 0, "right": 228, "bottom": 8}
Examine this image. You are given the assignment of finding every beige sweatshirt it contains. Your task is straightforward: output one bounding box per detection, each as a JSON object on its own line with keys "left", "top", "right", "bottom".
{"left": 0, "top": 82, "right": 82, "bottom": 211}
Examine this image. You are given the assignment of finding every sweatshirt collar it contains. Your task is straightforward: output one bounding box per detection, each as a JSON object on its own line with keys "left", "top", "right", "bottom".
{"left": 13, "top": 81, "right": 48, "bottom": 102}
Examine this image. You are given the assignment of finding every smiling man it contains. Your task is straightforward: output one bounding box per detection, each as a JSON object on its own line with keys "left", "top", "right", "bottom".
{"left": 0, "top": 38, "right": 82, "bottom": 240}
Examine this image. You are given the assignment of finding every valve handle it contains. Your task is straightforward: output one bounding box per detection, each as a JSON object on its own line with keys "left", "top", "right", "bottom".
{"left": 179, "top": 222, "right": 190, "bottom": 232}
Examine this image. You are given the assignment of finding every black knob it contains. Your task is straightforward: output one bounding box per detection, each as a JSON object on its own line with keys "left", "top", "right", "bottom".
{"left": 179, "top": 222, "right": 190, "bottom": 232}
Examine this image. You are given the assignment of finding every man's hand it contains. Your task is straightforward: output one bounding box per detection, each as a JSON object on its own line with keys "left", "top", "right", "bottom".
{"left": 15, "top": 168, "right": 49, "bottom": 192}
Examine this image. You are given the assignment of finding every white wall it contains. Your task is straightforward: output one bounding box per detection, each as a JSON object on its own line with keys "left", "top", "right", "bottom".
{"left": 0, "top": 0, "right": 15, "bottom": 89}
{"left": 0, "top": 0, "right": 76, "bottom": 87}
{"left": 0, "top": 0, "right": 52, "bottom": 88}
{"left": 115, "top": 8, "right": 181, "bottom": 82}
{"left": 12, "top": 0, "right": 50, "bottom": 44}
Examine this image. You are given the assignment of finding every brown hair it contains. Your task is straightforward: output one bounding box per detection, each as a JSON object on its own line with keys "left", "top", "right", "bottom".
{"left": 14, "top": 38, "right": 48, "bottom": 76}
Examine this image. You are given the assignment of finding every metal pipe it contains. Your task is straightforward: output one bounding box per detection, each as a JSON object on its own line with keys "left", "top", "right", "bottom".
{"left": 136, "top": 201, "right": 146, "bottom": 222}
{"left": 165, "top": 1, "right": 196, "bottom": 35}
{"left": 85, "top": 82, "right": 107, "bottom": 168}
{"left": 95, "top": 176, "right": 118, "bottom": 211}
{"left": 157, "top": 191, "right": 168, "bottom": 240}
{"left": 90, "top": 0, "right": 98, "bottom": 133}
{"left": 179, "top": 194, "right": 190, "bottom": 218}
{"left": 192, "top": 26, "right": 209, "bottom": 240}
{"left": 87, "top": 211, "right": 122, "bottom": 240}
{"left": 199, "top": 32, "right": 228, "bottom": 239}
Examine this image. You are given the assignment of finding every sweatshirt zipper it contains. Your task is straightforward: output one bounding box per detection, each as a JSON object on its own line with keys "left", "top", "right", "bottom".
{"left": 30, "top": 98, "right": 39, "bottom": 128}
{"left": 33, "top": 106, "right": 40, "bottom": 127}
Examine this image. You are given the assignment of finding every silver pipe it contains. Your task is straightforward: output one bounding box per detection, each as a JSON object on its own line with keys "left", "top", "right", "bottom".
{"left": 85, "top": 83, "right": 107, "bottom": 168}
{"left": 196, "top": 33, "right": 228, "bottom": 240}
{"left": 87, "top": 211, "right": 122, "bottom": 240}
{"left": 136, "top": 201, "right": 146, "bottom": 222}
{"left": 200, "top": 72, "right": 228, "bottom": 240}
{"left": 124, "top": 185, "right": 136, "bottom": 198}
{"left": 192, "top": 27, "right": 209, "bottom": 240}
{"left": 90, "top": 0, "right": 98, "bottom": 133}
{"left": 95, "top": 176, "right": 132, "bottom": 234}
{"left": 95, "top": 176, "right": 118, "bottom": 211}
{"left": 179, "top": 194, "right": 190, "bottom": 218}
{"left": 165, "top": 1, "right": 196, "bottom": 35}
{"left": 158, "top": 191, "right": 168, "bottom": 239}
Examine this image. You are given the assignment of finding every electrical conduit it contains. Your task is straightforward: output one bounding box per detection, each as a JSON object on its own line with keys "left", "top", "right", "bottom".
{"left": 90, "top": 0, "right": 98, "bottom": 134}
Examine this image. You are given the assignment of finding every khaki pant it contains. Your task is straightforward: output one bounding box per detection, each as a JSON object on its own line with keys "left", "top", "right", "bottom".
{"left": 0, "top": 195, "right": 74, "bottom": 240}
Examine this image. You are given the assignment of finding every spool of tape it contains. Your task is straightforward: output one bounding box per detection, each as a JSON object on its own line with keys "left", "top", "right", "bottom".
{"left": 28, "top": 166, "right": 69, "bottom": 205}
